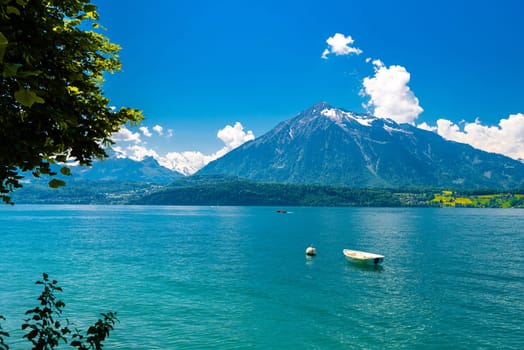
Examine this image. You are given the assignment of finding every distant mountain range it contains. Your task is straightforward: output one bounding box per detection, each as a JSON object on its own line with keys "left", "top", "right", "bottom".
{"left": 12, "top": 156, "right": 180, "bottom": 204}
{"left": 198, "top": 102, "right": 524, "bottom": 189}
{"left": 68, "top": 156, "right": 183, "bottom": 184}
{"left": 15, "top": 101, "right": 524, "bottom": 205}
{"left": 12, "top": 102, "right": 524, "bottom": 205}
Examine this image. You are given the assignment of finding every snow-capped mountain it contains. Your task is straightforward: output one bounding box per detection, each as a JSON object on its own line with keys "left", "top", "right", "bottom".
{"left": 198, "top": 102, "right": 524, "bottom": 189}
{"left": 70, "top": 156, "right": 183, "bottom": 183}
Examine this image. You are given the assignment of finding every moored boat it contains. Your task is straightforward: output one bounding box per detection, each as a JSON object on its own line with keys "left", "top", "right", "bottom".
{"left": 343, "top": 249, "right": 384, "bottom": 265}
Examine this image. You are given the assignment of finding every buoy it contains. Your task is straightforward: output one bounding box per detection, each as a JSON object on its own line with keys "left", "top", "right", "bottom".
{"left": 305, "top": 245, "right": 316, "bottom": 256}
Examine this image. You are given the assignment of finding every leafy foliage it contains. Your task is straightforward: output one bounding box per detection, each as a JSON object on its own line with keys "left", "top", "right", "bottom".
{"left": 131, "top": 175, "right": 524, "bottom": 208}
{"left": 70, "top": 312, "right": 117, "bottom": 350}
{"left": 0, "top": 0, "right": 143, "bottom": 204}
{"left": 11, "top": 180, "right": 163, "bottom": 204}
{"left": 7, "top": 174, "right": 524, "bottom": 208}
{"left": 1, "top": 273, "right": 117, "bottom": 350}
{"left": 133, "top": 175, "right": 405, "bottom": 207}
{"left": 430, "top": 190, "right": 524, "bottom": 208}
{"left": 22, "top": 273, "right": 70, "bottom": 348}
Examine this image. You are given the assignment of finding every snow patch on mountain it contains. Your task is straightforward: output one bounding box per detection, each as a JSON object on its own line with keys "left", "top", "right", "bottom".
{"left": 321, "top": 108, "right": 374, "bottom": 127}
{"left": 383, "top": 124, "right": 412, "bottom": 135}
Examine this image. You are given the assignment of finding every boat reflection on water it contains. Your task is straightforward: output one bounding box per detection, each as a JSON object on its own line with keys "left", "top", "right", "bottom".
{"left": 345, "top": 261, "right": 384, "bottom": 273}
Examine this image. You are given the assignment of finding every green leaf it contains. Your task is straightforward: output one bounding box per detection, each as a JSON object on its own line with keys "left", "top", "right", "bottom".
{"left": 3, "top": 62, "right": 21, "bottom": 77}
{"left": 60, "top": 167, "right": 71, "bottom": 176}
{"left": 0, "top": 2, "right": 143, "bottom": 203}
{"left": 14, "top": 89, "right": 45, "bottom": 107}
{"left": 25, "top": 329, "right": 38, "bottom": 340}
{"left": 17, "top": 69, "right": 42, "bottom": 78}
{"left": 48, "top": 179, "right": 66, "bottom": 188}
{"left": 55, "top": 155, "right": 67, "bottom": 162}
{"left": 0, "top": 32, "right": 7, "bottom": 63}
{"left": 84, "top": 4, "right": 97, "bottom": 12}
{"left": 7, "top": 6, "right": 20, "bottom": 15}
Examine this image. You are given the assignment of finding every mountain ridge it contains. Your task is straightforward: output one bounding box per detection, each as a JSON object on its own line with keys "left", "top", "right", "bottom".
{"left": 72, "top": 156, "right": 183, "bottom": 183}
{"left": 198, "top": 102, "right": 524, "bottom": 189}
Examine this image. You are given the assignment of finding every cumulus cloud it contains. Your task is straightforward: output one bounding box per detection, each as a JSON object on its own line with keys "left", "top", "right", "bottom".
{"left": 158, "top": 122, "right": 254, "bottom": 175}
{"left": 153, "top": 125, "right": 163, "bottom": 136}
{"left": 371, "top": 59, "right": 384, "bottom": 68}
{"left": 109, "top": 128, "right": 156, "bottom": 161}
{"left": 361, "top": 60, "right": 423, "bottom": 124}
{"left": 423, "top": 113, "right": 524, "bottom": 160}
{"left": 320, "top": 35, "right": 421, "bottom": 125}
{"left": 127, "top": 144, "right": 159, "bottom": 161}
{"left": 417, "top": 122, "right": 437, "bottom": 132}
{"left": 111, "top": 126, "right": 141, "bottom": 143}
{"left": 217, "top": 122, "right": 255, "bottom": 150}
{"left": 110, "top": 122, "right": 255, "bottom": 176}
{"left": 321, "top": 33, "right": 362, "bottom": 59}
{"left": 139, "top": 126, "right": 152, "bottom": 137}
{"left": 322, "top": 35, "right": 523, "bottom": 161}
{"left": 111, "top": 145, "right": 127, "bottom": 158}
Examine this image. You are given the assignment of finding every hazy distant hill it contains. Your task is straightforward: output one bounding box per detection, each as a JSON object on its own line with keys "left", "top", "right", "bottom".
{"left": 69, "top": 156, "right": 182, "bottom": 184}
{"left": 11, "top": 156, "right": 181, "bottom": 204}
{"left": 198, "top": 102, "right": 524, "bottom": 189}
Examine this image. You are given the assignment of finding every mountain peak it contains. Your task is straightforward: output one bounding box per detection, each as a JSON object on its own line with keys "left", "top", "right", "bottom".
{"left": 297, "top": 102, "right": 383, "bottom": 130}
{"left": 199, "top": 103, "right": 524, "bottom": 189}
{"left": 320, "top": 106, "right": 376, "bottom": 127}
{"left": 311, "top": 101, "right": 332, "bottom": 110}
{"left": 306, "top": 102, "right": 404, "bottom": 129}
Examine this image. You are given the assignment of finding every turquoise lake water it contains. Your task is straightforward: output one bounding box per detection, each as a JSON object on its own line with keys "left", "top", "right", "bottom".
{"left": 0, "top": 205, "right": 523, "bottom": 349}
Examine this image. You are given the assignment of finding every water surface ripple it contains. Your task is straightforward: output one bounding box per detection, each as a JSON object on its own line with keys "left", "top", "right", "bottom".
{"left": 0, "top": 206, "right": 523, "bottom": 349}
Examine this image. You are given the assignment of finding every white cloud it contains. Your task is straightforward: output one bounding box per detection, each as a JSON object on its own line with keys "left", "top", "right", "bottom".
{"left": 153, "top": 125, "right": 163, "bottom": 136}
{"left": 110, "top": 122, "right": 255, "bottom": 176}
{"left": 425, "top": 113, "right": 524, "bottom": 160}
{"left": 217, "top": 122, "right": 255, "bottom": 150}
{"left": 111, "top": 146, "right": 128, "bottom": 158}
{"left": 321, "top": 33, "right": 362, "bottom": 59}
{"left": 155, "top": 123, "right": 254, "bottom": 175}
{"left": 322, "top": 36, "right": 523, "bottom": 161}
{"left": 127, "top": 144, "right": 160, "bottom": 161}
{"left": 371, "top": 59, "right": 384, "bottom": 68}
{"left": 361, "top": 61, "right": 423, "bottom": 124}
{"left": 417, "top": 122, "right": 437, "bottom": 132}
{"left": 111, "top": 126, "right": 142, "bottom": 143}
{"left": 139, "top": 126, "right": 152, "bottom": 137}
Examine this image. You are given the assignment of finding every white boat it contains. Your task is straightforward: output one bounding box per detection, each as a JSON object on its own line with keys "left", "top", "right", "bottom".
{"left": 343, "top": 249, "right": 384, "bottom": 265}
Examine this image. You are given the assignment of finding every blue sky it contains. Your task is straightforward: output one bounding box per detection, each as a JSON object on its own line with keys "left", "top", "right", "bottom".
{"left": 96, "top": 0, "right": 524, "bottom": 174}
